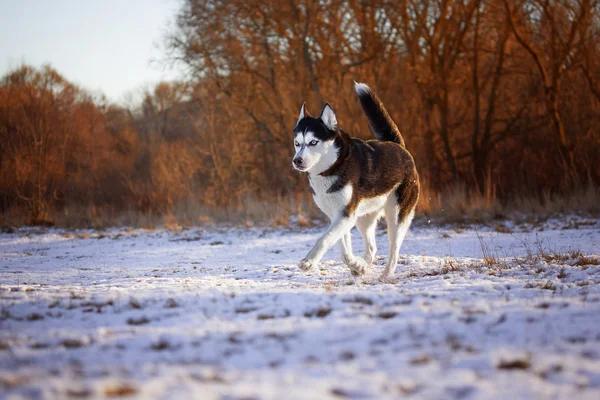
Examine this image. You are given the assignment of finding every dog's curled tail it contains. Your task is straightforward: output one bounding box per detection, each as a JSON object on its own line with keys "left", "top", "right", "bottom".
{"left": 354, "top": 82, "right": 405, "bottom": 147}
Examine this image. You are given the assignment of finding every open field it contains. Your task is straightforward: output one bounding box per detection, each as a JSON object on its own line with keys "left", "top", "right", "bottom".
{"left": 1, "top": 217, "right": 600, "bottom": 399}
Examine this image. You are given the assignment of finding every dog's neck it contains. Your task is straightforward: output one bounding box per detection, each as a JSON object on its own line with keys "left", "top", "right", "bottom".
{"left": 316, "top": 130, "right": 350, "bottom": 177}
{"left": 307, "top": 144, "right": 340, "bottom": 176}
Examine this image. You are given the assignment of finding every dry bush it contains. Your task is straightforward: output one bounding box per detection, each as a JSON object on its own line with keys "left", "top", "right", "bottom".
{"left": 418, "top": 178, "right": 502, "bottom": 224}
{"left": 508, "top": 184, "right": 600, "bottom": 216}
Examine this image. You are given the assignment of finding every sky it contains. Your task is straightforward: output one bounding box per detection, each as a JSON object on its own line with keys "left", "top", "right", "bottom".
{"left": 0, "top": 0, "right": 184, "bottom": 103}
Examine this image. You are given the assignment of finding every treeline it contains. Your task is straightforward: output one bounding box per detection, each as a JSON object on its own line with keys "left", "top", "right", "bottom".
{"left": 1, "top": 0, "right": 600, "bottom": 226}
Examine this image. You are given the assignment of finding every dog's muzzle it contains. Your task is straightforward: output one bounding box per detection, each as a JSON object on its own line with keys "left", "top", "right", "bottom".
{"left": 293, "top": 158, "right": 305, "bottom": 170}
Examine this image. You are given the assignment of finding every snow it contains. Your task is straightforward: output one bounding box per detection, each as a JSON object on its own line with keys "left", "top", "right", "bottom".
{"left": 1, "top": 218, "right": 600, "bottom": 399}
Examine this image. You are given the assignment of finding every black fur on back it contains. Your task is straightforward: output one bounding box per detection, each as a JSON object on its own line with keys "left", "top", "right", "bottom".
{"left": 320, "top": 132, "right": 419, "bottom": 221}
{"left": 355, "top": 83, "right": 405, "bottom": 147}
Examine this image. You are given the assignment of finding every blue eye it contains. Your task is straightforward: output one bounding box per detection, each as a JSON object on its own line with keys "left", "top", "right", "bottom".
{"left": 309, "top": 140, "right": 318, "bottom": 146}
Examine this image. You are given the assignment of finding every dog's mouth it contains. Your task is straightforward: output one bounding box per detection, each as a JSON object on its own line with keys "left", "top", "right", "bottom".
{"left": 292, "top": 163, "right": 310, "bottom": 172}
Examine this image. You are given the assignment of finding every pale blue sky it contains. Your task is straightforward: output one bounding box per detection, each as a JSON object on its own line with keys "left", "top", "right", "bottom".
{"left": 0, "top": 0, "right": 184, "bottom": 103}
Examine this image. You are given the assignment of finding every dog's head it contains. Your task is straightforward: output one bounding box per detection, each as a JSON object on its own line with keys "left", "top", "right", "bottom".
{"left": 292, "top": 103, "right": 339, "bottom": 174}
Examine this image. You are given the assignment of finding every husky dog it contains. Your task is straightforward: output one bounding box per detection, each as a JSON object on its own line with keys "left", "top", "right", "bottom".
{"left": 292, "top": 82, "right": 419, "bottom": 279}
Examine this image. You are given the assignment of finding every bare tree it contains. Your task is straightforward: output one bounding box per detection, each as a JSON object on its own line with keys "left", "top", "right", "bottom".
{"left": 580, "top": 0, "right": 600, "bottom": 102}
{"left": 392, "top": 0, "right": 480, "bottom": 181}
{"left": 503, "top": 0, "right": 594, "bottom": 174}
{"left": 468, "top": 1, "right": 527, "bottom": 193}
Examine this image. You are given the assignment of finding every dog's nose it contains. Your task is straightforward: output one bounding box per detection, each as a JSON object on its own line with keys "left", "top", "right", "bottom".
{"left": 293, "top": 158, "right": 303, "bottom": 167}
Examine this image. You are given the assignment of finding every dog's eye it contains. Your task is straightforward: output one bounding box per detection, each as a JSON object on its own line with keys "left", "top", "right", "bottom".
{"left": 294, "top": 142, "right": 300, "bottom": 147}
{"left": 308, "top": 140, "right": 318, "bottom": 146}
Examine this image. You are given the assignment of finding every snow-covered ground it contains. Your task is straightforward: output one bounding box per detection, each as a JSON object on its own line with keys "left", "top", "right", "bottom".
{"left": 1, "top": 218, "right": 600, "bottom": 399}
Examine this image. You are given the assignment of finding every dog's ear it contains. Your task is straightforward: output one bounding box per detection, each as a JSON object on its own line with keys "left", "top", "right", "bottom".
{"left": 296, "top": 102, "right": 311, "bottom": 126}
{"left": 320, "top": 103, "right": 337, "bottom": 130}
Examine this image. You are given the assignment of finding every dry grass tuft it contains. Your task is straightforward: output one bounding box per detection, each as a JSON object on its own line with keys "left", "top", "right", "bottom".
{"left": 575, "top": 255, "right": 600, "bottom": 266}
{"left": 65, "top": 387, "right": 93, "bottom": 398}
{"left": 418, "top": 181, "right": 501, "bottom": 224}
{"left": 476, "top": 230, "right": 497, "bottom": 266}
{"left": 103, "top": 383, "right": 137, "bottom": 397}
{"left": 540, "top": 249, "right": 599, "bottom": 267}
{"left": 163, "top": 215, "right": 182, "bottom": 233}
{"left": 509, "top": 184, "right": 600, "bottom": 216}
{"left": 3, "top": 180, "right": 598, "bottom": 229}
{"left": 497, "top": 358, "right": 531, "bottom": 370}
{"left": 410, "top": 354, "right": 432, "bottom": 365}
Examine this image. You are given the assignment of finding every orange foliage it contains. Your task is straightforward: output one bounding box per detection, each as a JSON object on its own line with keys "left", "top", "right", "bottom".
{"left": 1, "top": 0, "right": 600, "bottom": 226}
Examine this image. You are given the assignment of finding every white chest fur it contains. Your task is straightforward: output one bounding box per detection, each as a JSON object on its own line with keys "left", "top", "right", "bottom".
{"left": 308, "top": 174, "right": 352, "bottom": 219}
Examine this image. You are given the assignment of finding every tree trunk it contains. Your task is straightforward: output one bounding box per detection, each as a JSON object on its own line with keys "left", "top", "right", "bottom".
{"left": 439, "top": 90, "right": 458, "bottom": 178}
{"left": 546, "top": 89, "right": 576, "bottom": 176}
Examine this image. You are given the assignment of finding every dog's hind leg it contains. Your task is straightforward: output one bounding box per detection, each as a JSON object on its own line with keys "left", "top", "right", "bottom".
{"left": 381, "top": 207, "right": 415, "bottom": 279}
{"left": 339, "top": 231, "right": 369, "bottom": 276}
{"left": 356, "top": 211, "right": 379, "bottom": 265}
{"left": 380, "top": 181, "right": 418, "bottom": 279}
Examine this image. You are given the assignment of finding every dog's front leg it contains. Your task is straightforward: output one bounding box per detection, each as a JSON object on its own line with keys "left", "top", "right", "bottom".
{"left": 299, "top": 215, "right": 357, "bottom": 271}
{"left": 339, "top": 232, "right": 370, "bottom": 276}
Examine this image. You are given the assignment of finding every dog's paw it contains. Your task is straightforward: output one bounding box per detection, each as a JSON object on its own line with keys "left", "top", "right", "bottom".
{"left": 378, "top": 272, "right": 394, "bottom": 281}
{"left": 298, "top": 259, "right": 316, "bottom": 271}
{"left": 363, "top": 254, "right": 376, "bottom": 265}
{"left": 349, "top": 257, "right": 369, "bottom": 276}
